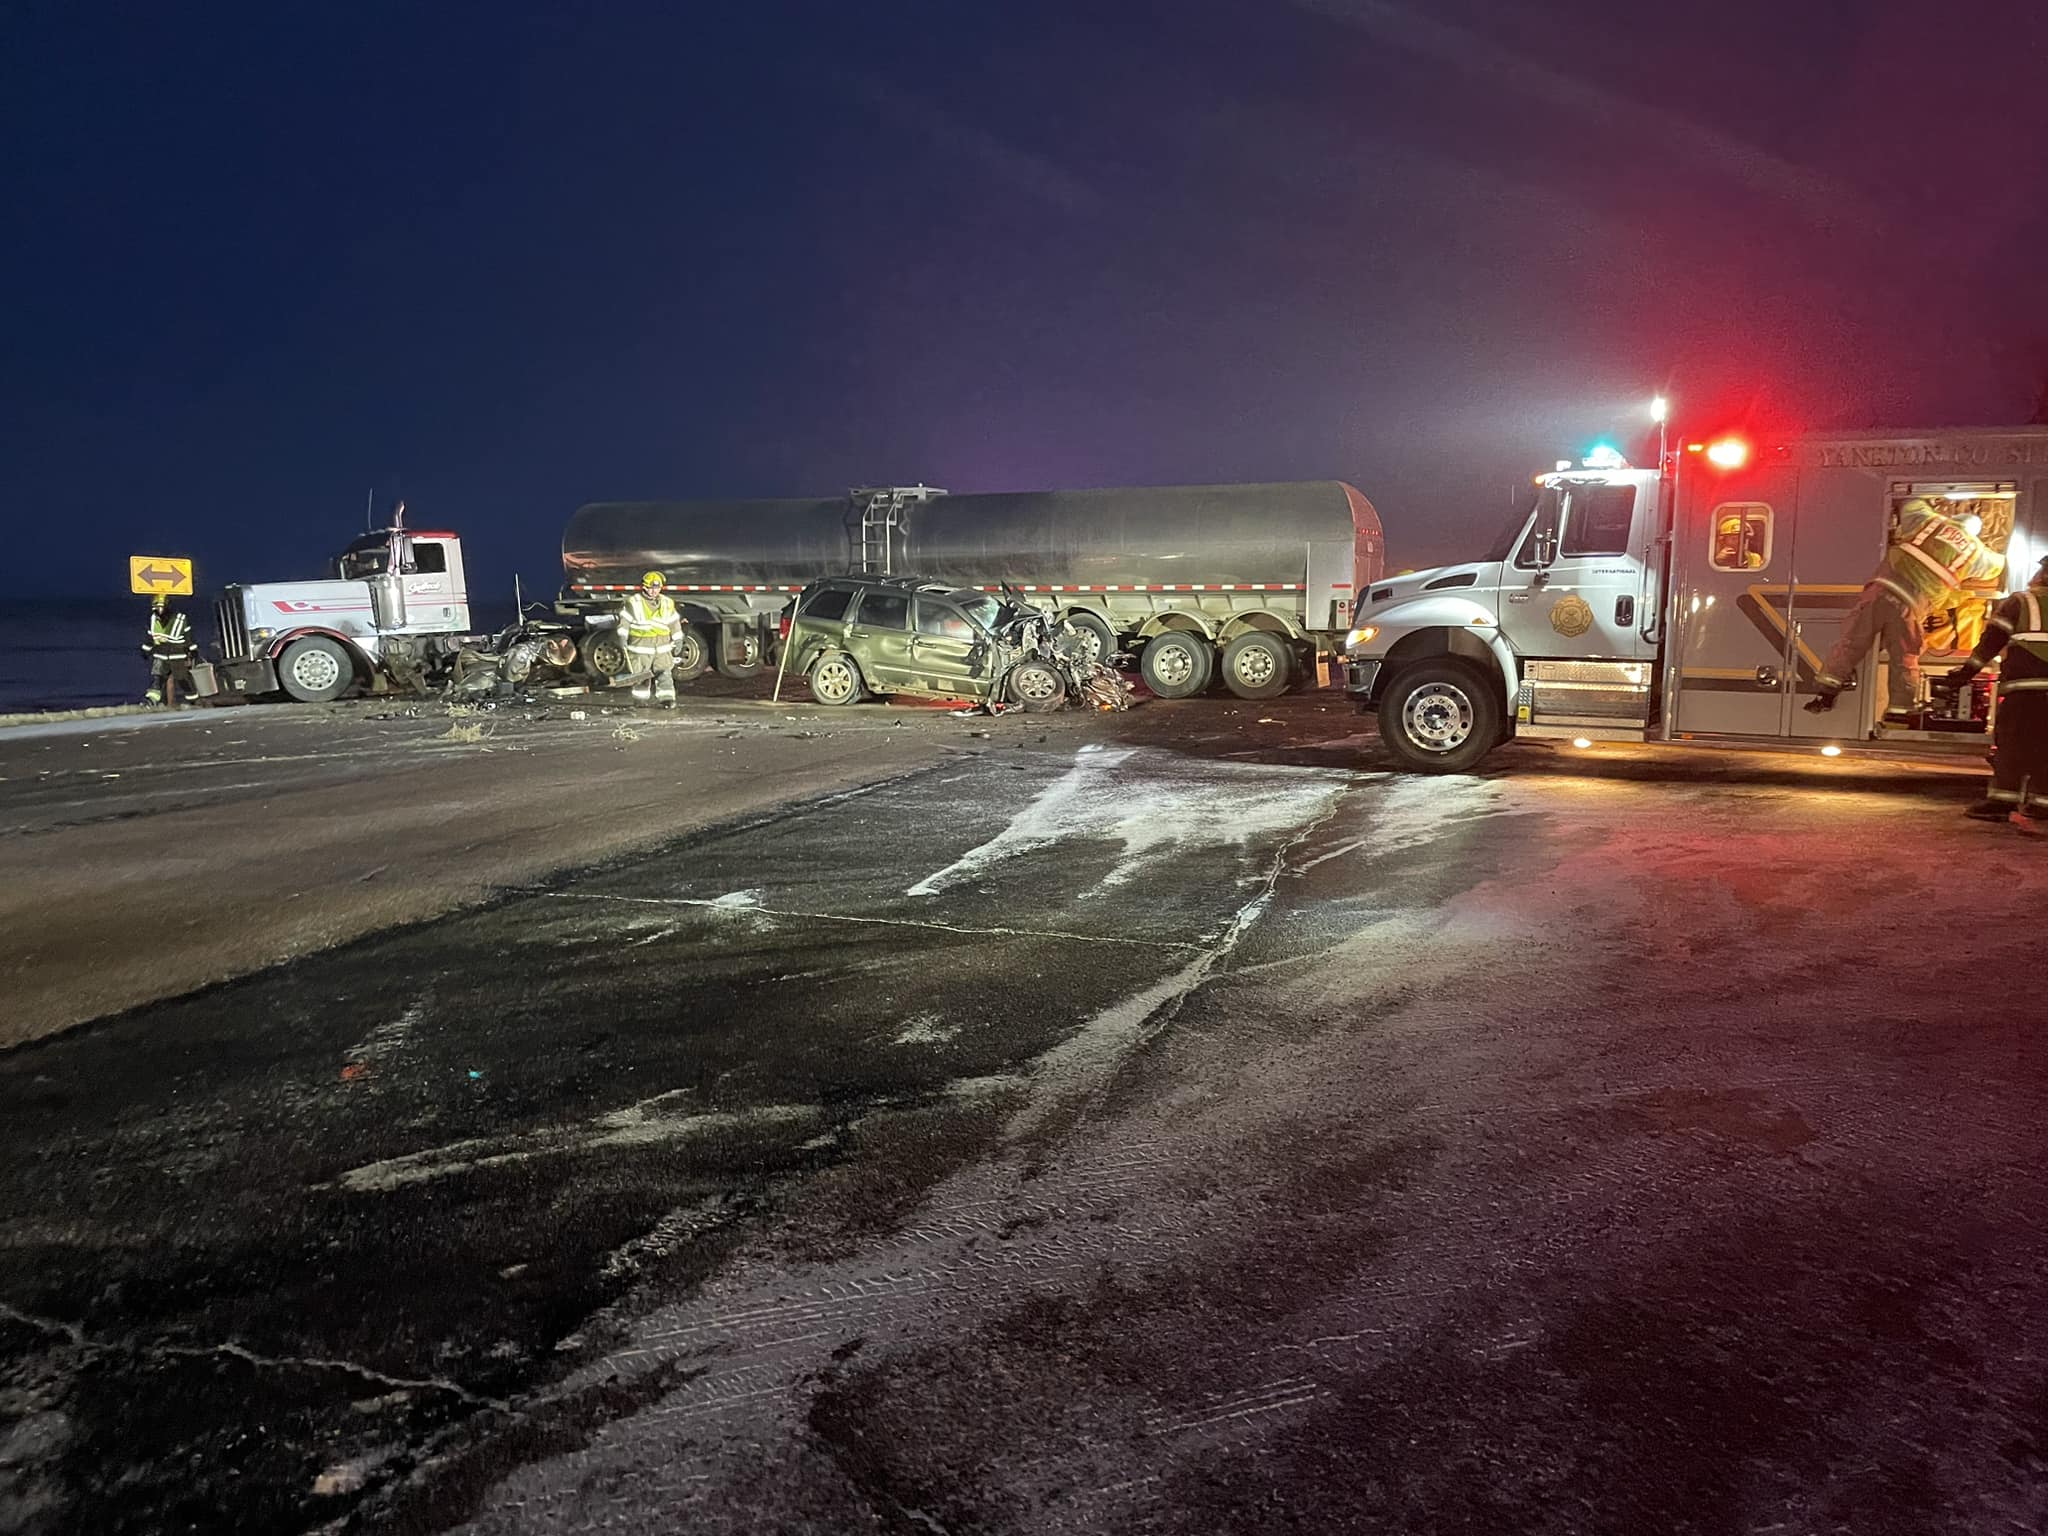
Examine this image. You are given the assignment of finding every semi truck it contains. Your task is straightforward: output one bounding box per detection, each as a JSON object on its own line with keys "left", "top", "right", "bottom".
{"left": 562, "top": 481, "right": 1385, "bottom": 700}
{"left": 194, "top": 481, "right": 1385, "bottom": 704}
{"left": 1344, "top": 425, "right": 2048, "bottom": 771}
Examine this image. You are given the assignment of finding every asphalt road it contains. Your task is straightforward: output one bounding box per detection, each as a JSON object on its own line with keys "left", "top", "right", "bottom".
{"left": 3, "top": 687, "right": 2046, "bottom": 1535}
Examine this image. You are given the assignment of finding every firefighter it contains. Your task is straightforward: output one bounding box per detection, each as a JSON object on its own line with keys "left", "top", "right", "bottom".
{"left": 1714, "top": 513, "right": 1764, "bottom": 569}
{"left": 616, "top": 570, "right": 683, "bottom": 706}
{"left": 1805, "top": 506, "right": 2004, "bottom": 716}
{"left": 141, "top": 595, "right": 197, "bottom": 706}
{"left": 1937, "top": 555, "right": 2048, "bottom": 822}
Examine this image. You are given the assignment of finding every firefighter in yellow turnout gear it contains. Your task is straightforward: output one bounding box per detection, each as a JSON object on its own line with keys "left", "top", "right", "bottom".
{"left": 1805, "top": 505, "right": 2004, "bottom": 715}
{"left": 1939, "top": 555, "right": 2048, "bottom": 823}
{"left": 142, "top": 595, "right": 197, "bottom": 706}
{"left": 616, "top": 571, "right": 684, "bottom": 706}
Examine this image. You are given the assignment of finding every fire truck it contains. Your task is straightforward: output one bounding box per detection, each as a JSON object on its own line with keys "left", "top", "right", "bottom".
{"left": 1344, "top": 426, "right": 2048, "bottom": 772}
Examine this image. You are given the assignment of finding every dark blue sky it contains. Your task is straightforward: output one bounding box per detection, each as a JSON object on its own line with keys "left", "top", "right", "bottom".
{"left": 6, "top": 0, "right": 2045, "bottom": 598}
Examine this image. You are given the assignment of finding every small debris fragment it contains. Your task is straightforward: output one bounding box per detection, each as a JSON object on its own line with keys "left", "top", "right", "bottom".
{"left": 340, "top": 1063, "right": 369, "bottom": 1083}
{"left": 568, "top": 710, "right": 588, "bottom": 721}
{"left": 311, "top": 1459, "right": 372, "bottom": 1497}
{"left": 1256, "top": 717, "right": 1279, "bottom": 724}
{"left": 466, "top": 1069, "right": 484, "bottom": 1081}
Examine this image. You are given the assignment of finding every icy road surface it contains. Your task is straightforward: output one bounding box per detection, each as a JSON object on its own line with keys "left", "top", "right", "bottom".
{"left": 3, "top": 720, "right": 2046, "bottom": 1535}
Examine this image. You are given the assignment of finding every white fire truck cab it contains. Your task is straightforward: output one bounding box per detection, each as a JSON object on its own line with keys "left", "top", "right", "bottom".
{"left": 204, "top": 522, "right": 474, "bottom": 702}
{"left": 1345, "top": 427, "right": 2048, "bottom": 772}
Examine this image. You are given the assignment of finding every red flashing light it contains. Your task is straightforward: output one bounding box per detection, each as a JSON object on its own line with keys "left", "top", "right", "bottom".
{"left": 1705, "top": 437, "right": 1750, "bottom": 470}
{"left": 777, "top": 612, "right": 793, "bottom": 640}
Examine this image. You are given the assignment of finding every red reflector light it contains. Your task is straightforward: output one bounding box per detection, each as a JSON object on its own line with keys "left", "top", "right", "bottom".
{"left": 1705, "top": 438, "right": 1750, "bottom": 470}
{"left": 777, "top": 613, "right": 792, "bottom": 640}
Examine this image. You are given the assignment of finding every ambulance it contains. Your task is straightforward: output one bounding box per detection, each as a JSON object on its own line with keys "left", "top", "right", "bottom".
{"left": 1343, "top": 426, "right": 2048, "bottom": 772}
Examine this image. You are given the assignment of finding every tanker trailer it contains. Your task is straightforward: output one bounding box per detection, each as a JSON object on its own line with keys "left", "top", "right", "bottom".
{"left": 559, "top": 481, "right": 1384, "bottom": 699}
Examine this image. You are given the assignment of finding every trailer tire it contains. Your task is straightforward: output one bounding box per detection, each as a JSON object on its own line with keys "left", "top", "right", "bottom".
{"left": 1220, "top": 632, "right": 1291, "bottom": 700}
{"left": 808, "top": 652, "right": 866, "bottom": 706}
{"left": 276, "top": 636, "right": 354, "bottom": 703}
{"left": 1376, "top": 660, "right": 1502, "bottom": 774}
{"left": 1005, "top": 659, "right": 1067, "bottom": 712}
{"left": 673, "top": 624, "right": 710, "bottom": 682}
{"left": 1061, "top": 612, "right": 1116, "bottom": 667}
{"left": 713, "top": 627, "right": 765, "bottom": 679}
{"left": 581, "top": 628, "right": 628, "bottom": 681}
{"left": 1140, "top": 631, "right": 1213, "bottom": 699}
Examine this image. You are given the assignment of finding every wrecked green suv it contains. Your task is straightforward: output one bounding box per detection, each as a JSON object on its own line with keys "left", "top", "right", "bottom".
{"left": 778, "top": 576, "right": 1072, "bottom": 709}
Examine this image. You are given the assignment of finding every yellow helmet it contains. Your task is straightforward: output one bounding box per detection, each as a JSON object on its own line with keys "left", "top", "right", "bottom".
{"left": 640, "top": 570, "right": 666, "bottom": 590}
{"left": 1717, "top": 514, "right": 1746, "bottom": 535}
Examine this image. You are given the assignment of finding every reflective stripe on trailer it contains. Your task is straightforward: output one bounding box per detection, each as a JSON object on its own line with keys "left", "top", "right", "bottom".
{"left": 568, "top": 582, "right": 1308, "bottom": 594}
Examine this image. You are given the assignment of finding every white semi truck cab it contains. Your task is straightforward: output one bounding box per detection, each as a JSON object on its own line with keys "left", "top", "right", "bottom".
{"left": 1346, "top": 428, "right": 2048, "bottom": 772}
{"left": 205, "top": 523, "right": 476, "bottom": 701}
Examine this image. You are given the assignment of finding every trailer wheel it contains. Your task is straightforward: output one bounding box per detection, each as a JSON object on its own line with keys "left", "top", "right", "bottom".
{"left": 1140, "top": 631, "right": 1213, "bottom": 699}
{"left": 276, "top": 636, "right": 354, "bottom": 703}
{"left": 1376, "top": 660, "right": 1502, "bottom": 774}
{"left": 1061, "top": 612, "right": 1117, "bottom": 666}
{"left": 581, "top": 628, "right": 627, "bottom": 681}
{"left": 673, "top": 624, "right": 710, "bottom": 682}
{"left": 713, "top": 627, "right": 765, "bottom": 679}
{"left": 808, "top": 652, "right": 866, "bottom": 706}
{"left": 1220, "top": 632, "right": 1291, "bottom": 700}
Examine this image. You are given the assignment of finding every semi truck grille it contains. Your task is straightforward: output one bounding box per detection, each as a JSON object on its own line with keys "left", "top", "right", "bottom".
{"left": 215, "top": 593, "right": 251, "bottom": 662}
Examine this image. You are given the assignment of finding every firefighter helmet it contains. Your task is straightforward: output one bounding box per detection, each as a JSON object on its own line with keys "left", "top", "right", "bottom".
{"left": 641, "top": 571, "right": 666, "bottom": 591}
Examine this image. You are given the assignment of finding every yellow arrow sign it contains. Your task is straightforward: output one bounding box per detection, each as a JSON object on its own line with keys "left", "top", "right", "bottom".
{"left": 129, "top": 556, "right": 194, "bottom": 596}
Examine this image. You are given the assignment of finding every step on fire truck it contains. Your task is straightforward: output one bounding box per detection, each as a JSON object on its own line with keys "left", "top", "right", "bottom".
{"left": 1344, "top": 426, "right": 2048, "bottom": 772}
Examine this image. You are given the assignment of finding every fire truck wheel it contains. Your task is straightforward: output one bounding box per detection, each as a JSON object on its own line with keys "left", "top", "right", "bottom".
{"left": 1376, "top": 659, "right": 1502, "bottom": 773}
{"left": 673, "top": 624, "right": 710, "bottom": 681}
{"left": 1220, "top": 632, "right": 1291, "bottom": 700}
{"left": 581, "top": 629, "right": 628, "bottom": 680}
{"left": 808, "top": 652, "right": 866, "bottom": 706}
{"left": 713, "top": 627, "right": 766, "bottom": 678}
{"left": 1061, "top": 612, "right": 1117, "bottom": 666}
{"left": 1140, "top": 631, "right": 1213, "bottom": 699}
{"left": 276, "top": 636, "right": 354, "bottom": 703}
{"left": 1005, "top": 659, "right": 1068, "bottom": 712}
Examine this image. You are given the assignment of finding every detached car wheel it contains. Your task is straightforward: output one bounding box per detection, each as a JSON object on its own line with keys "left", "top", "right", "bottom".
{"left": 1220, "top": 631, "right": 1291, "bottom": 700}
{"left": 1376, "top": 660, "right": 1502, "bottom": 774}
{"left": 1005, "top": 659, "right": 1067, "bottom": 712}
{"left": 1140, "top": 631, "right": 1213, "bottom": 699}
{"left": 808, "top": 652, "right": 865, "bottom": 706}
{"left": 276, "top": 636, "right": 353, "bottom": 703}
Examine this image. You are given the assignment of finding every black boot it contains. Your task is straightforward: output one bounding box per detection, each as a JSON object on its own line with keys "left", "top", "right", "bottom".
{"left": 1964, "top": 800, "right": 2011, "bottom": 822}
{"left": 1803, "top": 690, "right": 1838, "bottom": 715}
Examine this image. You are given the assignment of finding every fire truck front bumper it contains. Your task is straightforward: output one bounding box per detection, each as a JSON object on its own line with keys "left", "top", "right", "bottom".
{"left": 1343, "top": 658, "right": 1381, "bottom": 707}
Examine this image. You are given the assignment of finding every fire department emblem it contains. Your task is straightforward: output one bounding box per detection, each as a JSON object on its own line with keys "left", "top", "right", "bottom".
{"left": 1549, "top": 595, "right": 1596, "bottom": 638}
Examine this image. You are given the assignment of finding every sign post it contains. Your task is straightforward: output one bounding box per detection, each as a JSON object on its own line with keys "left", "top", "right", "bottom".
{"left": 129, "top": 557, "right": 194, "bottom": 597}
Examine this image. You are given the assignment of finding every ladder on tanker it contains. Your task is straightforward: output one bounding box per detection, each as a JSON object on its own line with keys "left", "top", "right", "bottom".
{"left": 848, "top": 485, "right": 946, "bottom": 575}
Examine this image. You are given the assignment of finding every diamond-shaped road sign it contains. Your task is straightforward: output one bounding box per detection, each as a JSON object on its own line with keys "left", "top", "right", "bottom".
{"left": 129, "top": 556, "right": 194, "bottom": 596}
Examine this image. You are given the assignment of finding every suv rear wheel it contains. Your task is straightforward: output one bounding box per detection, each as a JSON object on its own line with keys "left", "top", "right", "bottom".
{"left": 1376, "top": 659, "right": 1502, "bottom": 773}
{"left": 808, "top": 652, "right": 865, "bottom": 706}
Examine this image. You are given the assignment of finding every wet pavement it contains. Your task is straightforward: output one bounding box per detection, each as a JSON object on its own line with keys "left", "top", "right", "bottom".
{"left": 4, "top": 695, "right": 2048, "bottom": 1534}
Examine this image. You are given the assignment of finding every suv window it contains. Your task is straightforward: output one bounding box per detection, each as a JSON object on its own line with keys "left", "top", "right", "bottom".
{"left": 1561, "top": 485, "right": 1636, "bottom": 557}
{"left": 854, "top": 590, "right": 910, "bottom": 630}
{"left": 917, "top": 600, "right": 976, "bottom": 640}
{"left": 803, "top": 587, "right": 853, "bottom": 621}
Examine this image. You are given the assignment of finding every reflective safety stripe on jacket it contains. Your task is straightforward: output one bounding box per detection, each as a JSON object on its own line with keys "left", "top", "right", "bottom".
{"left": 1882, "top": 509, "right": 2005, "bottom": 614}
{"left": 618, "top": 592, "right": 680, "bottom": 646}
{"left": 1970, "top": 589, "right": 2048, "bottom": 691}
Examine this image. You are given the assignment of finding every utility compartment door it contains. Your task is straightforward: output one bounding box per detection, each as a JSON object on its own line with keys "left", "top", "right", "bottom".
{"left": 1497, "top": 479, "right": 1658, "bottom": 665}
{"left": 1669, "top": 465, "right": 1801, "bottom": 738}
{"left": 1781, "top": 468, "right": 1888, "bottom": 738}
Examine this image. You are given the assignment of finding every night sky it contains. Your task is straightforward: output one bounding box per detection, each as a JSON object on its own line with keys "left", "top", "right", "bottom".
{"left": 6, "top": 0, "right": 2046, "bottom": 600}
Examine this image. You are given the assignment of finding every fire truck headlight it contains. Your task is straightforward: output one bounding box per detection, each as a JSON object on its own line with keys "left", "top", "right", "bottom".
{"left": 1346, "top": 625, "right": 1379, "bottom": 649}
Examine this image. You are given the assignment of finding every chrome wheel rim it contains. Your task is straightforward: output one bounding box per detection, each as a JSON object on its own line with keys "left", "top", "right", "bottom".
{"left": 1234, "top": 645, "right": 1276, "bottom": 686}
{"left": 290, "top": 649, "right": 341, "bottom": 692}
{"left": 1403, "top": 682, "right": 1474, "bottom": 753}
{"left": 1152, "top": 641, "right": 1195, "bottom": 687}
